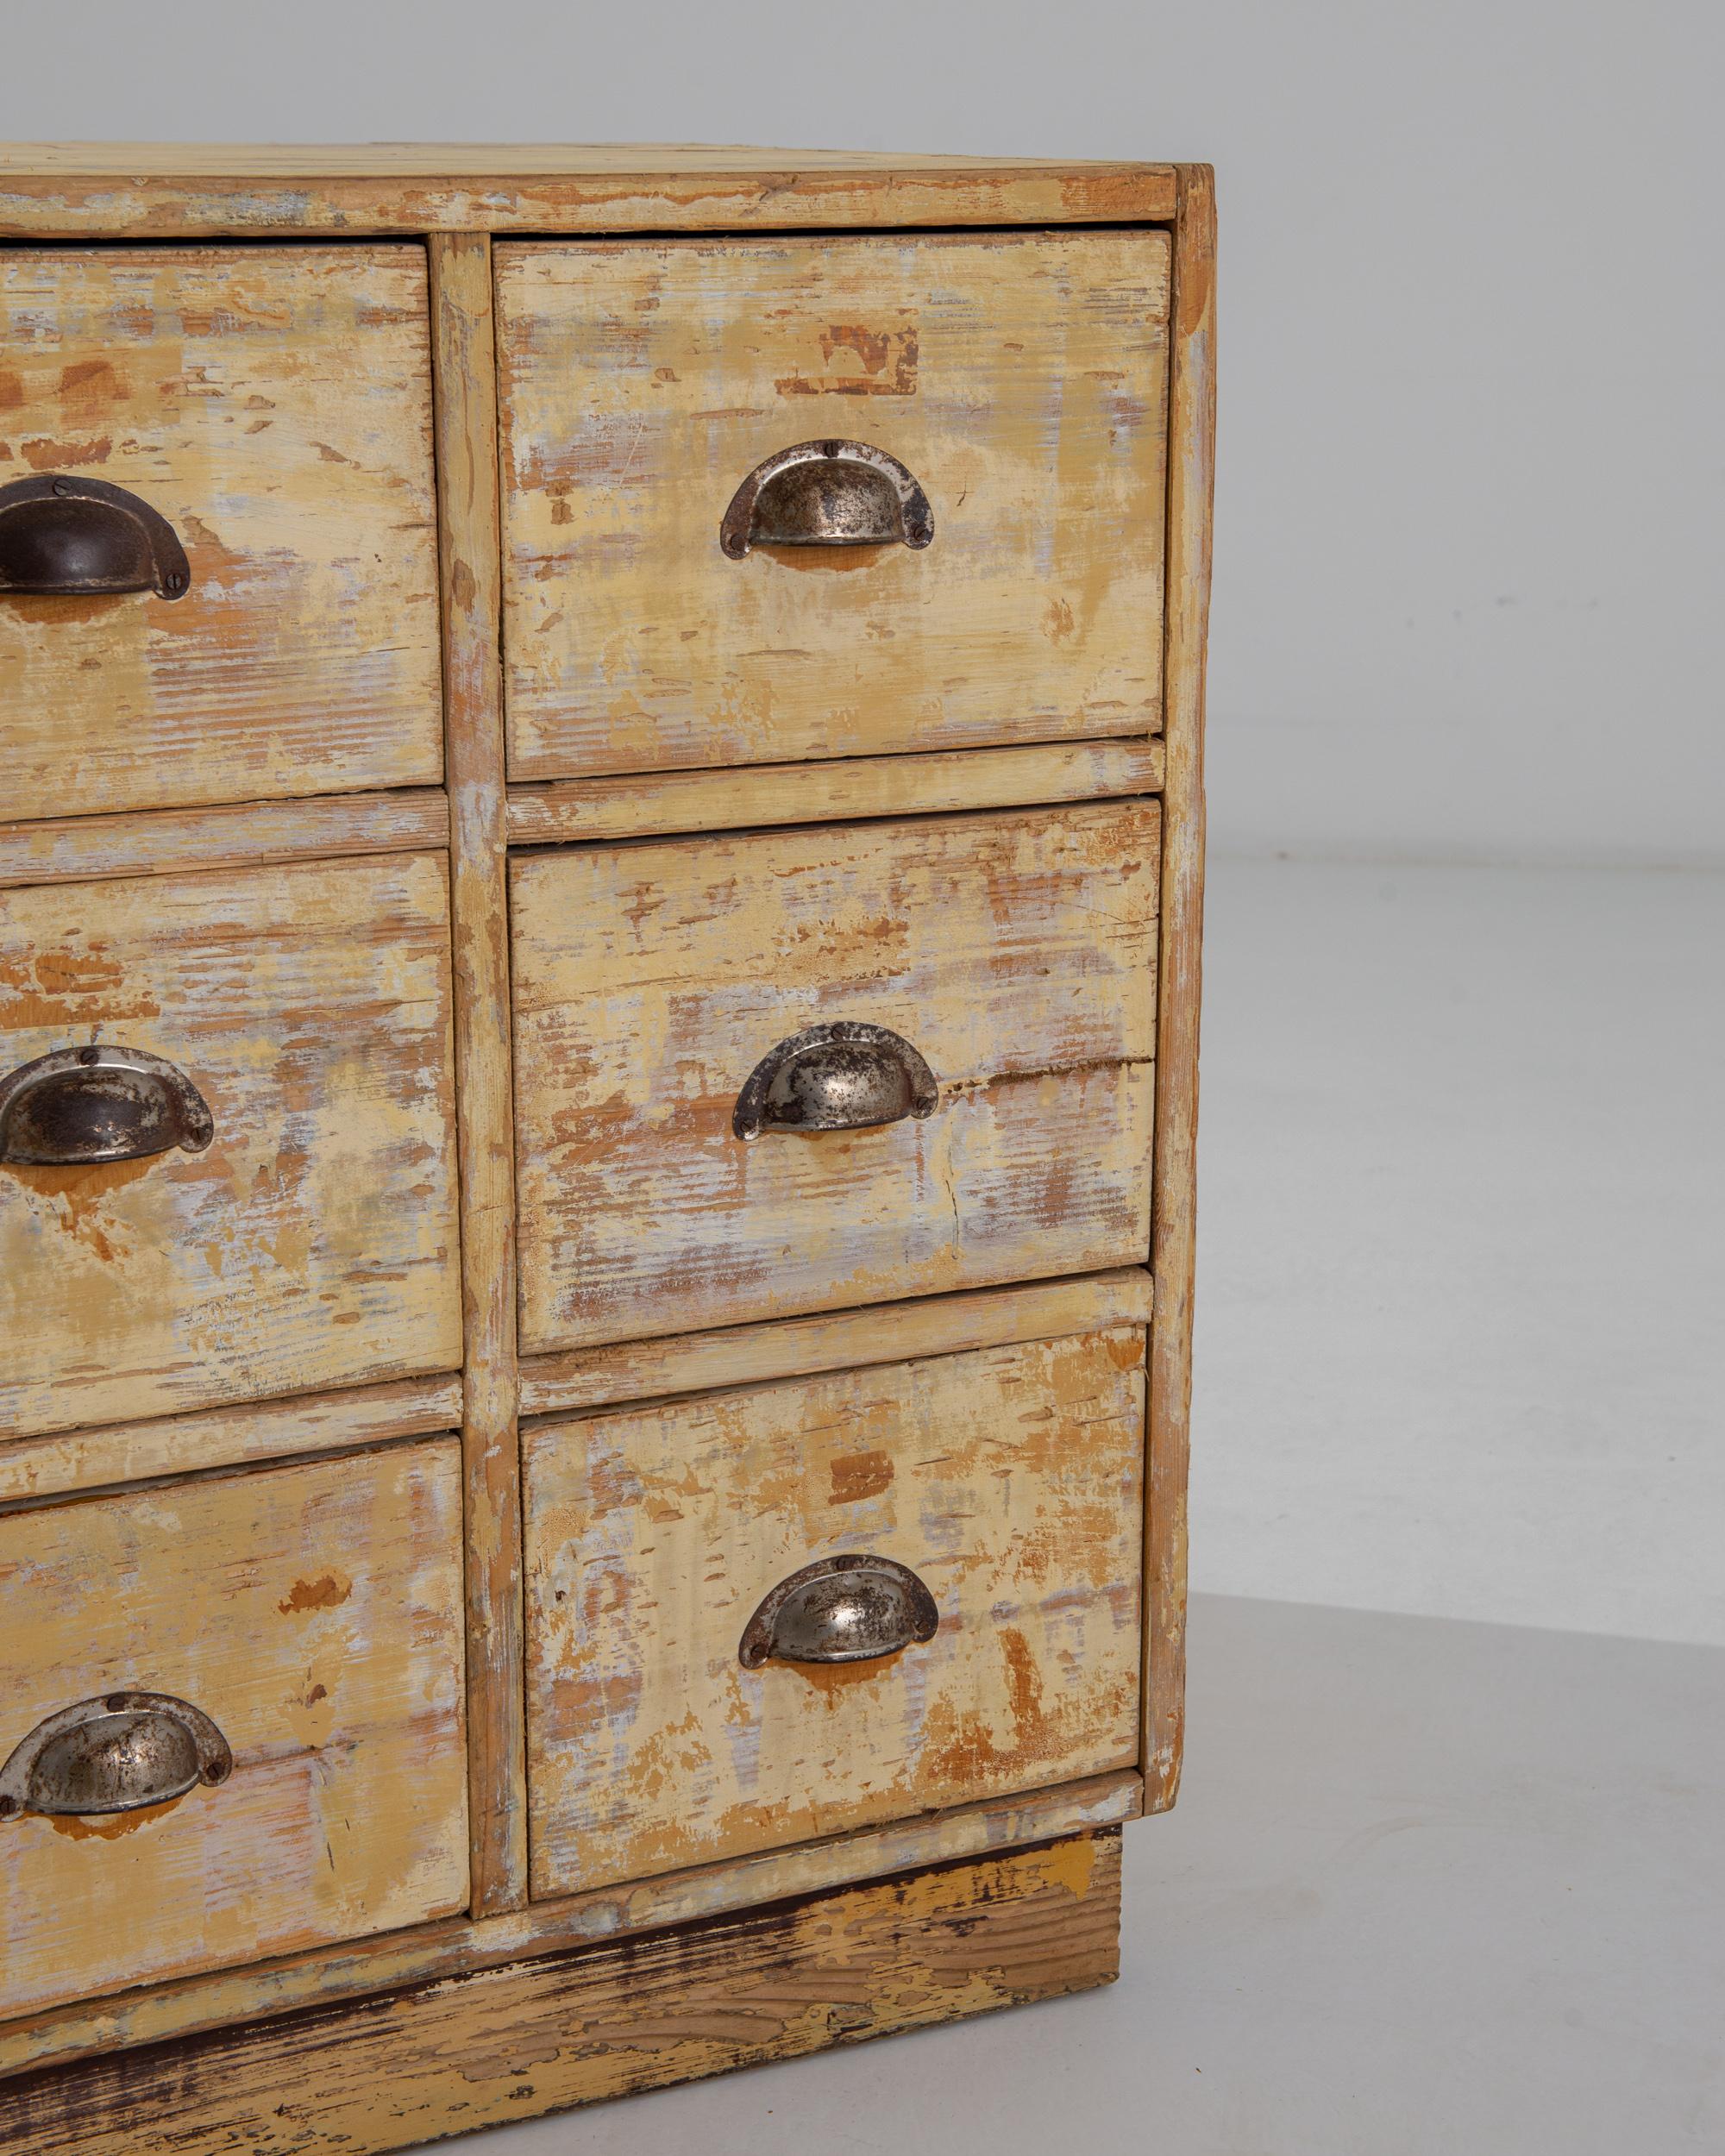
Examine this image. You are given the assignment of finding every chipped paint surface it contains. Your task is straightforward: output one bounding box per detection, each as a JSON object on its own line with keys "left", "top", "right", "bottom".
{"left": 0, "top": 1441, "right": 468, "bottom": 2019}
{"left": 524, "top": 1329, "right": 1144, "bottom": 1897}
{"left": 0, "top": 854, "right": 461, "bottom": 1436}
{"left": 495, "top": 230, "right": 1170, "bottom": 779}
{"left": 512, "top": 801, "right": 1159, "bottom": 1352}
{"left": 0, "top": 248, "right": 443, "bottom": 822}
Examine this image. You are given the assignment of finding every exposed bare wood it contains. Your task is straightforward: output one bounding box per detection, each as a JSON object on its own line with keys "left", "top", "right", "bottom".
{"left": 0, "top": 147, "right": 1176, "bottom": 239}
{"left": 0, "top": 1833, "right": 1123, "bottom": 2155}
{"left": 0, "top": 1443, "right": 468, "bottom": 2021}
{"left": 0, "top": 1376, "right": 464, "bottom": 1507}
{"left": 497, "top": 231, "right": 1169, "bottom": 781}
{"left": 0, "top": 1773, "right": 1138, "bottom": 2082}
{"left": 522, "top": 1266, "right": 1155, "bottom": 1418}
{"left": 506, "top": 737, "right": 1164, "bottom": 847}
{"left": 0, "top": 855, "right": 462, "bottom": 1437}
{"left": 0, "top": 248, "right": 444, "bottom": 824}
{"left": 1144, "top": 166, "right": 1215, "bottom": 1814}
{"left": 428, "top": 233, "right": 526, "bottom": 1922}
{"left": 0, "top": 792, "right": 450, "bottom": 891}
{"left": 525, "top": 1330, "right": 1143, "bottom": 1896}
{"left": 512, "top": 802, "right": 1159, "bottom": 1354}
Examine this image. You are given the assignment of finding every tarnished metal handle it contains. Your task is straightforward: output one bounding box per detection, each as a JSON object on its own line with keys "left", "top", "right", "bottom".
{"left": 733, "top": 1021, "right": 938, "bottom": 1142}
{"left": 739, "top": 1555, "right": 939, "bottom": 1670}
{"left": 0, "top": 1044, "right": 215, "bottom": 1167}
{"left": 0, "top": 475, "right": 191, "bottom": 600}
{"left": 0, "top": 1693, "right": 232, "bottom": 1820}
{"left": 720, "top": 440, "right": 934, "bottom": 559}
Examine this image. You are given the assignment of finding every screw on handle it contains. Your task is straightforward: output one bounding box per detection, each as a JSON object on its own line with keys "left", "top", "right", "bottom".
{"left": 0, "top": 1694, "right": 232, "bottom": 1821}
{"left": 0, "top": 1044, "right": 214, "bottom": 1168}
{"left": 732, "top": 1021, "right": 938, "bottom": 1142}
{"left": 738, "top": 1555, "right": 940, "bottom": 1669}
{"left": 720, "top": 440, "right": 934, "bottom": 559}
{"left": 0, "top": 474, "right": 191, "bottom": 600}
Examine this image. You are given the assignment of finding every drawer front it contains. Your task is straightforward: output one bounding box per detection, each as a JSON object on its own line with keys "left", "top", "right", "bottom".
{"left": 496, "top": 229, "right": 1170, "bottom": 780}
{"left": 0, "top": 854, "right": 461, "bottom": 1437}
{"left": 512, "top": 800, "right": 1157, "bottom": 1355}
{"left": 0, "top": 246, "right": 444, "bottom": 824}
{"left": 524, "top": 1328, "right": 1143, "bottom": 1897}
{"left": 0, "top": 1440, "right": 467, "bottom": 2019}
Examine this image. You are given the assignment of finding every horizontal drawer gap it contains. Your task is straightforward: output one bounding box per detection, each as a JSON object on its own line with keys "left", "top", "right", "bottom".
{"left": 505, "top": 737, "right": 1163, "bottom": 849}
{"left": 0, "top": 1372, "right": 463, "bottom": 1509}
{"left": 519, "top": 1266, "right": 1153, "bottom": 1420}
{"left": 0, "top": 788, "right": 450, "bottom": 890}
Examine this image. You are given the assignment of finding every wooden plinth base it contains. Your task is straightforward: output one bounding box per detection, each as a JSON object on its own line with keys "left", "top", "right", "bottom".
{"left": 1, "top": 1829, "right": 1122, "bottom": 2156}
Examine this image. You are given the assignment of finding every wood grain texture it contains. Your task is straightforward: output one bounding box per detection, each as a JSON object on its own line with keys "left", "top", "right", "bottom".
{"left": 496, "top": 230, "right": 1169, "bottom": 780}
{"left": 525, "top": 1330, "right": 1143, "bottom": 1897}
{"left": 506, "top": 736, "right": 1164, "bottom": 847}
{"left": 0, "top": 1442, "right": 469, "bottom": 2021}
{"left": 521, "top": 1266, "right": 1154, "bottom": 1418}
{"left": 0, "top": 247, "right": 443, "bottom": 823}
{"left": 0, "top": 1832, "right": 1122, "bottom": 2155}
{"left": 0, "top": 1771, "right": 1138, "bottom": 2082}
{"left": 1144, "top": 166, "right": 1215, "bottom": 1813}
{"left": 0, "top": 791, "right": 450, "bottom": 891}
{"left": 0, "top": 854, "right": 461, "bottom": 1438}
{"left": 0, "top": 1376, "right": 464, "bottom": 1507}
{"left": 512, "top": 801, "right": 1159, "bottom": 1354}
{"left": 428, "top": 234, "right": 527, "bottom": 1921}
{"left": 0, "top": 145, "right": 1176, "bottom": 238}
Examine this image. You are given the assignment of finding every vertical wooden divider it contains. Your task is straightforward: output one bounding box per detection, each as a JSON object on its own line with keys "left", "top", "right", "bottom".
{"left": 1144, "top": 165, "right": 1216, "bottom": 1811}
{"left": 428, "top": 233, "right": 529, "bottom": 1915}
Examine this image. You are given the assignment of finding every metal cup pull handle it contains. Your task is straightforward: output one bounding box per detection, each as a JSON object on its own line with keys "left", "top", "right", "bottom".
{"left": 732, "top": 1021, "right": 938, "bottom": 1141}
{"left": 0, "top": 1693, "right": 233, "bottom": 1820}
{"left": 739, "top": 1555, "right": 940, "bottom": 1670}
{"left": 720, "top": 440, "right": 934, "bottom": 559}
{"left": 0, "top": 475, "right": 191, "bottom": 600}
{"left": 0, "top": 1044, "right": 215, "bottom": 1168}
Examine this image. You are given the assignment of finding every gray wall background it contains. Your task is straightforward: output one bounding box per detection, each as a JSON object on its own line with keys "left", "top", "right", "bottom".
{"left": 4, "top": 0, "right": 1718, "bottom": 865}
{"left": 3, "top": 9, "right": 1718, "bottom": 1652}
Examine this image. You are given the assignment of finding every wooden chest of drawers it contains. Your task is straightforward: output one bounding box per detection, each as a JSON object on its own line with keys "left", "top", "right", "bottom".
{"left": 0, "top": 144, "right": 1214, "bottom": 2156}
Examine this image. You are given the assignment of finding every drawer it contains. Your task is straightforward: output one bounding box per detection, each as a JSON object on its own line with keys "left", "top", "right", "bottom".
{"left": 0, "top": 1439, "right": 467, "bottom": 2019}
{"left": 511, "top": 800, "right": 1157, "bottom": 1355}
{"left": 496, "top": 229, "right": 1170, "bottom": 780}
{"left": 524, "top": 1326, "right": 1144, "bottom": 1896}
{"left": 0, "top": 854, "right": 461, "bottom": 1437}
{"left": 0, "top": 246, "right": 444, "bottom": 824}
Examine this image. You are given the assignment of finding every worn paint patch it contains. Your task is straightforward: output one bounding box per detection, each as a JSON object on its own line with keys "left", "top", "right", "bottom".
{"left": 278, "top": 1571, "right": 352, "bottom": 1614}
{"left": 828, "top": 1450, "right": 894, "bottom": 1505}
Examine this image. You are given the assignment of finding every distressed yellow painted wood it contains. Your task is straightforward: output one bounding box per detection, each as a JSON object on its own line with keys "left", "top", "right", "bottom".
{"left": 505, "top": 736, "right": 1164, "bottom": 848}
{"left": 0, "top": 1771, "right": 1139, "bottom": 2082}
{"left": 0, "top": 1833, "right": 1122, "bottom": 2156}
{"left": 0, "top": 854, "right": 462, "bottom": 1437}
{"left": 0, "top": 147, "right": 1176, "bottom": 239}
{"left": 520, "top": 1266, "right": 1155, "bottom": 1419}
{"left": 0, "top": 1376, "right": 465, "bottom": 1507}
{"left": 0, "top": 791, "right": 450, "bottom": 892}
{"left": 511, "top": 801, "right": 1158, "bottom": 1354}
{"left": 0, "top": 1442, "right": 468, "bottom": 2021}
{"left": 427, "top": 232, "right": 528, "bottom": 1919}
{"left": 524, "top": 1328, "right": 1144, "bottom": 1896}
{"left": 496, "top": 231, "right": 1170, "bottom": 780}
{"left": 1146, "top": 165, "right": 1216, "bottom": 1812}
{"left": 0, "top": 247, "right": 443, "bottom": 823}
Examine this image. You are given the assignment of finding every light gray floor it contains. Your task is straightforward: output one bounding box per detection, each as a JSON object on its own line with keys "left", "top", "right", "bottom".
{"left": 464, "top": 860, "right": 1724, "bottom": 2152}
{"left": 479, "top": 1595, "right": 1725, "bottom": 2156}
